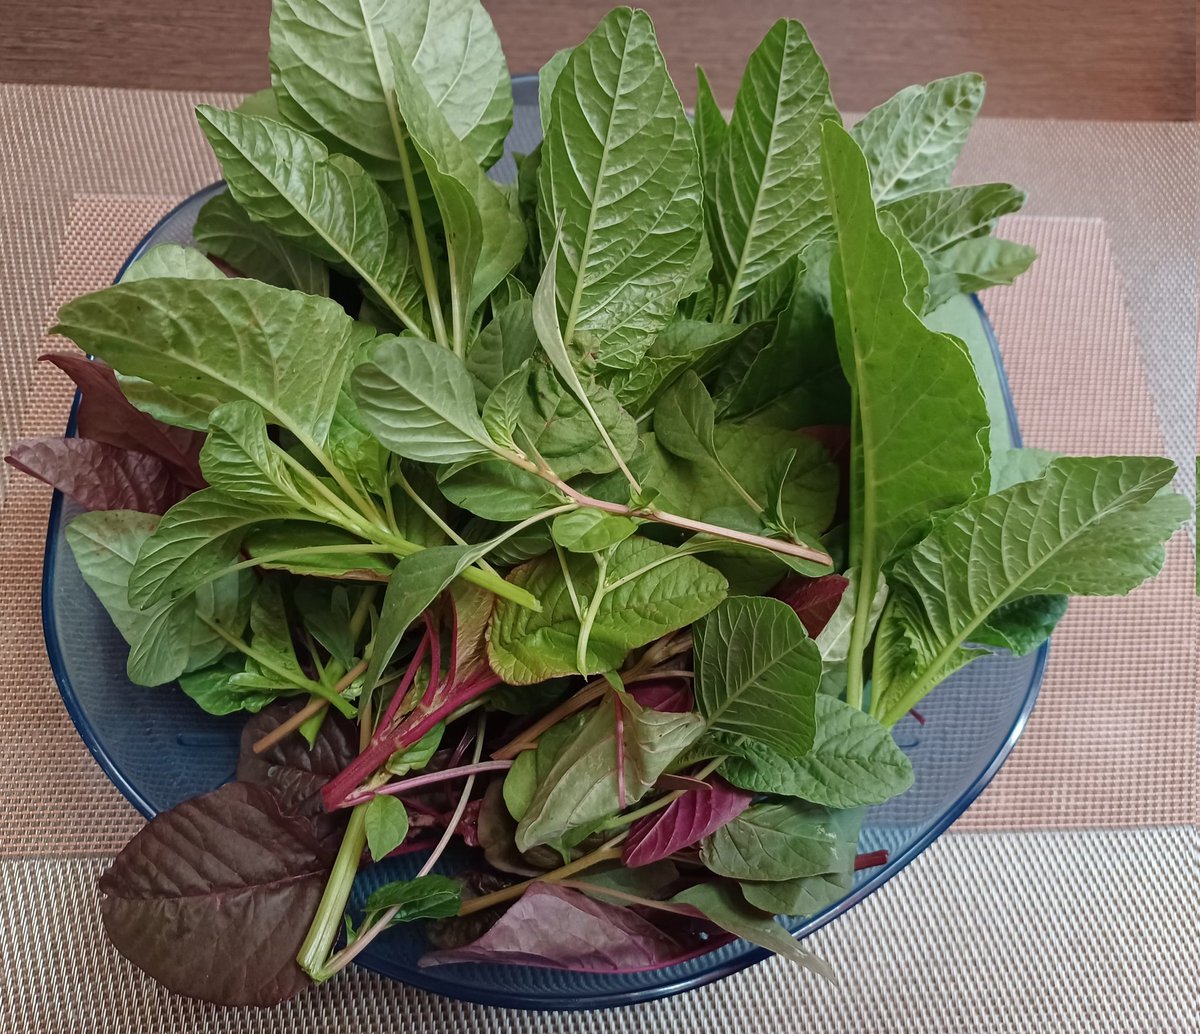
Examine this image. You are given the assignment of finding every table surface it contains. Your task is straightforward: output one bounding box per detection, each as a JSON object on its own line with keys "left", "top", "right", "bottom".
{"left": 0, "top": 83, "right": 1196, "bottom": 1033}
{"left": 1, "top": 0, "right": 1196, "bottom": 120}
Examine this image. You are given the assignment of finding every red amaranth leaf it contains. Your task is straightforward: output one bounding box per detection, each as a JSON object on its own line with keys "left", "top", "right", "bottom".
{"left": 630, "top": 679, "right": 693, "bottom": 713}
{"left": 98, "top": 782, "right": 336, "bottom": 1006}
{"left": 41, "top": 353, "right": 204, "bottom": 485}
{"left": 623, "top": 777, "right": 753, "bottom": 867}
{"left": 418, "top": 883, "right": 686, "bottom": 972}
{"left": 6, "top": 437, "right": 187, "bottom": 514}
{"left": 772, "top": 573, "right": 850, "bottom": 637}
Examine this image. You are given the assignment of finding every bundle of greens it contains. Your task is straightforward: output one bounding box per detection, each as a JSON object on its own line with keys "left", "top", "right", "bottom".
{"left": 11, "top": 0, "right": 1187, "bottom": 1007}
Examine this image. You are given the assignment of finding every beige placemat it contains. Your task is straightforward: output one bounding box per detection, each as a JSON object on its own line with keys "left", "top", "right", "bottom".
{"left": 0, "top": 84, "right": 1196, "bottom": 1033}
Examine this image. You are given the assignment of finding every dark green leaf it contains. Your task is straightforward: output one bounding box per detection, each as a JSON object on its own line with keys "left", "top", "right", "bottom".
{"left": 365, "top": 796, "right": 410, "bottom": 862}
{"left": 361, "top": 874, "right": 461, "bottom": 923}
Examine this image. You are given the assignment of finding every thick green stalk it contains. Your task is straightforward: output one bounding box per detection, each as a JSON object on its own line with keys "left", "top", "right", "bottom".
{"left": 297, "top": 805, "right": 368, "bottom": 981}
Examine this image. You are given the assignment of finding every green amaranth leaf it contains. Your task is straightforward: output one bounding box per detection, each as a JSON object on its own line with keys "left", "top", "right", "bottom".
{"left": 488, "top": 535, "right": 727, "bottom": 683}
{"left": 882, "top": 182, "right": 1025, "bottom": 258}
{"left": 438, "top": 459, "right": 565, "bottom": 522}
{"left": 708, "top": 19, "right": 838, "bottom": 317}
{"left": 502, "top": 711, "right": 589, "bottom": 822}
{"left": 537, "top": 48, "right": 571, "bottom": 136}
{"left": 538, "top": 7, "right": 703, "bottom": 369}
{"left": 737, "top": 808, "right": 860, "bottom": 915}
{"left": 352, "top": 335, "right": 499, "bottom": 465}
{"left": 550, "top": 508, "right": 637, "bottom": 554}
{"left": 671, "top": 882, "right": 832, "bottom": 979}
{"left": 515, "top": 701, "right": 704, "bottom": 852}
{"left": 178, "top": 656, "right": 276, "bottom": 717}
{"left": 200, "top": 402, "right": 316, "bottom": 510}
{"left": 122, "top": 245, "right": 223, "bottom": 282}
{"left": 390, "top": 41, "right": 526, "bottom": 319}
{"left": 694, "top": 596, "right": 822, "bottom": 758}
{"left": 53, "top": 276, "right": 367, "bottom": 447}
{"left": 481, "top": 365, "right": 530, "bottom": 452}
{"left": 293, "top": 582, "right": 357, "bottom": 669}
{"left": 701, "top": 800, "right": 844, "bottom": 881}
{"left": 269, "top": 0, "right": 510, "bottom": 178}
{"left": 851, "top": 73, "right": 985, "bottom": 203}
{"left": 243, "top": 523, "right": 391, "bottom": 581}
{"left": 605, "top": 320, "right": 745, "bottom": 414}
{"left": 871, "top": 456, "right": 1188, "bottom": 726}
{"left": 360, "top": 874, "right": 461, "bottom": 925}
{"left": 365, "top": 796, "right": 410, "bottom": 862}
{"left": 654, "top": 371, "right": 719, "bottom": 463}
{"left": 466, "top": 298, "right": 538, "bottom": 403}
{"left": 693, "top": 66, "right": 727, "bottom": 212}
{"left": 192, "top": 190, "right": 330, "bottom": 295}
{"left": 925, "top": 237, "right": 1037, "bottom": 310}
{"left": 66, "top": 510, "right": 252, "bottom": 686}
{"left": 720, "top": 696, "right": 913, "bottom": 807}
{"left": 196, "top": 107, "right": 426, "bottom": 334}
{"left": 386, "top": 723, "right": 445, "bottom": 776}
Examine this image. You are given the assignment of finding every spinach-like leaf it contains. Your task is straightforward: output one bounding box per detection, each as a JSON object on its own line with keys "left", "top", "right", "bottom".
{"left": 193, "top": 190, "right": 329, "bottom": 295}
{"left": 871, "top": 456, "right": 1188, "bottom": 725}
{"left": 700, "top": 800, "right": 843, "bottom": 880}
{"left": 694, "top": 595, "right": 822, "bottom": 758}
{"left": 550, "top": 508, "right": 637, "bottom": 554}
{"left": 488, "top": 536, "right": 727, "bottom": 683}
{"left": 708, "top": 19, "right": 837, "bottom": 317}
{"left": 671, "top": 881, "right": 832, "bottom": 978}
{"left": 200, "top": 401, "right": 314, "bottom": 509}
{"left": 352, "top": 335, "right": 499, "bottom": 464}
{"left": 606, "top": 320, "right": 745, "bottom": 414}
{"left": 850, "top": 73, "right": 985, "bottom": 203}
{"left": 925, "top": 236, "right": 1038, "bottom": 310}
{"left": 123, "top": 244, "right": 223, "bottom": 282}
{"left": 365, "top": 795, "right": 410, "bottom": 862}
{"left": 269, "top": 0, "right": 510, "bottom": 177}
{"left": 538, "top": 7, "right": 703, "bottom": 369}
{"left": 390, "top": 42, "right": 526, "bottom": 321}
{"left": 196, "top": 107, "right": 426, "bottom": 333}
{"left": 361, "top": 874, "right": 461, "bottom": 924}
{"left": 98, "top": 781, "right": 337, "bottom": 1006}
{"left": 693, "top": 66, "right": 727, "bottom": 207}
{"left": 179, "top": 656, "right": 276, "bottom": 716}
{"left": 53, "top": 277, "right": 366, "bottom": 448}
{"left": 720, "top": 696, "right": 913, "bottom": 807}
{"left": 515, "top": 701, "right": 704, "bottom": 851}
{"left": 66, "top": 510, "right": 251, "bottom": 686}
{"left": 537, "top": 48, "right": 572, "bottom": 134}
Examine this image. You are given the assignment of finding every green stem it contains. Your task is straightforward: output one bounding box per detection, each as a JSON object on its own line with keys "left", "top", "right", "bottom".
{"left": 199, "top": 615, "right": 356, "bottom": 717}
{"left": 575, "top": 551, "right": 609, "bottom": 675}
{"left": 553, "top": 541, "right": 583, "bottom": 620}
{"left": 297, "top": 805, "right": 368, "bottom": 981}
{"left": 598, "top": 756, "right": 725, "bottom": 830}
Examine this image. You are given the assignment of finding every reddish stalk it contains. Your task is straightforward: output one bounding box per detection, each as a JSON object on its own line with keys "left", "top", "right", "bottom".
{"left": 854, "top": 849, "right": 890, "bottom": 871}
{"left": 338, "top": 759, "right": 512, "bottom": 809}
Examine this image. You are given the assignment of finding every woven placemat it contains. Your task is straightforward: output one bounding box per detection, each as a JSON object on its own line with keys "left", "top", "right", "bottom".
{"left": 0, "top": 85, "right": 1196, "bottom": 1033}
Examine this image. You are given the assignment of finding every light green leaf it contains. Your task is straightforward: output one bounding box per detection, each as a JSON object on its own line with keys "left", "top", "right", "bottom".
{"left": 550, "top": 508, "right": 637, "bottom": 554}
{"left": 365, "top": 795, "right": 410, "bottom": 862}
{"left": 538, "top": 48, "right": 572, "bottom": 135}
{"left": 515, "top": 700, "right": 705, "bottom": 851}
{"left": 438, "top": 459, "right": 565, "bottom": 521}
{"left": 502, "top": 711, "right": 589, "bottom": 821}
{"left": 740, "top": 866, "right": 852, "bottom": 918}
{"left": 178, "top": 656, "right": 276, "bottom": 716}
{"left": 872, "top": 456, "right": 1189, "bottom": 725}
{"left": 196, "top": 107, "right": 426, "bottom": 333}
{"left": 701, "top": 800, "right": 844, "bottom": 881}
{"left": 721, "top": 696, "right": 914, "bottom": 807}
{"left": 709, "top": 20, "right": 838, "bottom": 317}
{"left": 466, "top": 298, "right": 538, "bottom": 403}
{"left": 53, "top": 277, "right": 367, "bottom": 447}
{"left": 671, "top": 882, "right": 832, "bottom": 978}
{"left": 694, "top": 596, "right": 822, "bottom": 758}
{"left": 361, "top": 874, "right": 461, "bottom": 924}
{"left": 813, "top": 568, "right": 888, "bottom": 671}
{"left": 879, "top": 209, "right": 930, "bottom": 313}
{"left": 925, "top": 236, "right": 1037, "bottom": 310}
{"left": 654, "top": 371, "right": 718, "bottom": 463}
{"left": 245, "top": 579, "right": 303, "bottom": 678}
{"left": 851, "top": 73, "right": 985, "bottom": 203}
{"left": 66, "top": 510, "right": 252, "bottom": 686}
{"left": 352, "top": 335, "right": 498, "bottom": 464}
{"left": 538, "top": 8, "right": 703, "bottom": 369}
{"left": 243, "top": 522, "right": 391, "bottom": 581}
{"left": 606, "top": 320, "right": 745, "bottom": 413}
{"left": 386, "top": 723, "right": 444, "bottom": 776}
{"left": 200, "top": 401, "right": 314, "bottom": 509}
{"left": 127, "top": 488, "right": 306, "bottom": 607}
{"left": 192, "top": 191, "right": 330, "bottom": 295}
{"left": 481, "top": 365, "right": 530, "bottom": 451}
{"left": 269, "top": 0, "right": 510, "bottom": 176}
{"left": 693, "top": 66, "right": 727, "bottom": 201}
{"left": 237, "top": 88, "right": 280, "bottom": 119}
{"left": 122, "top": 245, "right": 223, "bottom": 282}
{"left": 390, "top": 42, "right": 526, "bottom": 320}
{"left": 989, "top": 447, "right": 1058, "bottom": 491}
{"left": 489, "top": 535, "right": 727, "bottom": 683}
{"left": 881, "top": 182, "right": 1025, "bottom": 257}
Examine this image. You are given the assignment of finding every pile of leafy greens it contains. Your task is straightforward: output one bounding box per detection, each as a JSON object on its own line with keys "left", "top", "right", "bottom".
{"left": 10, "top": 0, "right": 1187, "bottom": 1007}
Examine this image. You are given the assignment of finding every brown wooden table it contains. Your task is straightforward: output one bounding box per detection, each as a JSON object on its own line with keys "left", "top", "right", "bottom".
{"left": 2, "top": 0, "right": 1195, "bottom": 120}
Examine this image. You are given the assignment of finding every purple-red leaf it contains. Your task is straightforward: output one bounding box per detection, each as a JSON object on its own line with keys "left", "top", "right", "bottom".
{"left": 6, "top": 437, "right": 187, "bottom": 514}
{"left": 630, "top": 678, "right": 693, "bottom": 713}
{"left": 238, "top": 702, "right": 357, "bottom": 824}
{"left": 772, "top": 573, "right": 850, "bottom": 637}
{"left": 98, "top": 782, "right": 337, "bottom": 1006}
{"left": 41, "top": 352, "right": 204, "bottom": 484}
{"left": 419, "top": 883, "right": 686, "bottom": 972}
{"left": 624, "top": 777, "right": 753, "bottom": 867}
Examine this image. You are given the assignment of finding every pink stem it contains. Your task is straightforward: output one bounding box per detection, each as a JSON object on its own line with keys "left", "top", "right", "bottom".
{"left": 339, "top": 759, "right": 512, "bottom": 809}
{"left": 377, "top": 632, "right": 430, "bottom": 733}
{"left": 854, "top": 849, "right": 889, "bottom": 871}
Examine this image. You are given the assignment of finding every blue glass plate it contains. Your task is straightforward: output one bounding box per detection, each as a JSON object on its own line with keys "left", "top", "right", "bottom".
{"left": 41, "top": 76, "right": 1045, "bottom": 1010}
